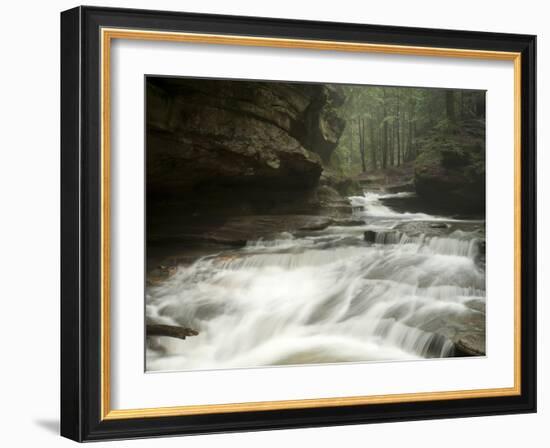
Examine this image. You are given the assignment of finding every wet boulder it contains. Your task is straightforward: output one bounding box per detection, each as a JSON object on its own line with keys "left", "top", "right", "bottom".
{"left": 364, "top": 230, "right": 402, "bottom": 244}
{"left": 364, "top": 230, "right": 377, "bottom": 243}
{"left": 429, "top": 222, "right": 450, "bottom": 229}
{"left": 454, "top": 334, "right": 486, "bottom": 357}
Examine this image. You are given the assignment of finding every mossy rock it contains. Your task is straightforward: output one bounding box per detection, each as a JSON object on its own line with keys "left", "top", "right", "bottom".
{"left": 414, "top": 119, "right": 485, "bottom": 214}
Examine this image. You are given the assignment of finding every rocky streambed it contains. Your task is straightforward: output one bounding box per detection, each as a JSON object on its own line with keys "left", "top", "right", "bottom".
{"left": 146, "top": 190, "right": 486, "bottom": 371}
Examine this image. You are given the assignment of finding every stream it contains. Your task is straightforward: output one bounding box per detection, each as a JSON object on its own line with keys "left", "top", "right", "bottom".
{"left": 146, "top": 191, "right": 486, "bottom": 372}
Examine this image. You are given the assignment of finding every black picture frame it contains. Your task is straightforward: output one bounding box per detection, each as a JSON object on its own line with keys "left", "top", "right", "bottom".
{"left": 61, "top": 5, "right": 536, "bottom": 442}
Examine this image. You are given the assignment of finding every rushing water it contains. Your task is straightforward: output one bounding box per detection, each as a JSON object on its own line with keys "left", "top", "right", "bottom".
{"left": 146, "top": 191, "right": 486, "bottom": 372}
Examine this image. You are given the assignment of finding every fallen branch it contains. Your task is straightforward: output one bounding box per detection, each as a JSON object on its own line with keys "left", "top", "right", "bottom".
{"left": 146, "top": 324, "right": 199, "bottom": 340}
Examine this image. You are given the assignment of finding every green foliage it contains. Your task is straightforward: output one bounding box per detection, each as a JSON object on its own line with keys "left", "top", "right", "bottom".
{"left": 415, "top": 118, "right": 485, "bottom": 180}
{"left": 329, "top": 85, "right": 485, "bottom": 178}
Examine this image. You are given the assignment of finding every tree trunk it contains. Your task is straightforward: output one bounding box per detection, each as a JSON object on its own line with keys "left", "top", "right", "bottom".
{"left": 402, "top": 111, "right": 408, "bottom": 162}
{"left": 475, "top": 93, "right": 485, "bottom": 118}
{"left": 396, "top": 91, "right": 401, "bottom": 166}
{"left": 412, "top": 121, "right": 417, "bottom": 158}
{"left": 358, "top": 118, "right": 366, "bottom": 173}
{"left": 446, "top": 90, "right": 456, "bottom": 122}
{"left": 406, "top": 91, "right": 416, "bottom": 162}
{"left": 407, "top": 117, "right": 413, "bottom": 161}
{"left": 369, "top": 119, "right": 377, "bottom": 170}
{"left": 382, "top": 90, "right": 388, "bottom": 169}
{"left": 348, "top": 119, "right": 353, "bottom": 171}
{"left": 389, "top": 124, "right": 395, "bottom": 166}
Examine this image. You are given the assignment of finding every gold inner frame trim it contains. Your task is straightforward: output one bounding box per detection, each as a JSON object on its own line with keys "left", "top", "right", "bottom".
{"left": 100, "top": 27, "right": 522, "bottom": 421}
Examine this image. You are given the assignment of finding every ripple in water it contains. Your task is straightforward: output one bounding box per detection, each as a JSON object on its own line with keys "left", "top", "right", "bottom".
{"left": 146, "top": 192, "right": 485, "bottom": 372}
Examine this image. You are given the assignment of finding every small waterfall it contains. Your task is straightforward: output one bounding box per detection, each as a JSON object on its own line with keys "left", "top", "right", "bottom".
{"left": 146, "top": 191, "right": 485, "bottom": 371}
{"left": 371, "top": 231, "right": 480, "bottom": 258}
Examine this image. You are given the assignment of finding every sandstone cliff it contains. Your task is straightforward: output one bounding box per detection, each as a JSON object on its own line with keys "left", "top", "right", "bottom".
{"left": 147, "top": 77, "right": 346, "bottom": 215}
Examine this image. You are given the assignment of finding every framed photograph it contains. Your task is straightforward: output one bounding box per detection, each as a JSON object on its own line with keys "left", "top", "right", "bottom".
{"left": 60, "top": 6, "right": 536, "bottom": 441}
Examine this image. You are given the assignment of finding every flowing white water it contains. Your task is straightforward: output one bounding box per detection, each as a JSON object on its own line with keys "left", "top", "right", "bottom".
{"left": 146, "top": 192, "right": 485, "bottom": 372}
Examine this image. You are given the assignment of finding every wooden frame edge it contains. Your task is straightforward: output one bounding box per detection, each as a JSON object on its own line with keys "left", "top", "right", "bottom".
{"left": 99, "top": 27, "right": 523, "bottom": 421}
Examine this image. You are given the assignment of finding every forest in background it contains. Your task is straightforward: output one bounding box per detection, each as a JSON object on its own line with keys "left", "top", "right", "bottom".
{"left": 331, "top": 86, "right": 486, "bottom": 177}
